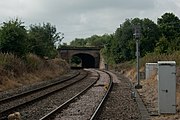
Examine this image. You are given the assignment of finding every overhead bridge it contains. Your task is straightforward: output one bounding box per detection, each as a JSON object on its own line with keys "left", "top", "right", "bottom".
{"left": 58, "top": 47, "right": 101, "bottom": 68}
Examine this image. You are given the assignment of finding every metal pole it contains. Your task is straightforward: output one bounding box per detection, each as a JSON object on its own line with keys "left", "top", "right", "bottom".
{"left": 134, "top": 25, "right": 142, "bottom": 89}
{"left": 137, "top": 39, "right": 139, "bottom": 84}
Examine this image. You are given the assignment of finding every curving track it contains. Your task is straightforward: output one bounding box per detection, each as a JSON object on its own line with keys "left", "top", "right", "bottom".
{"left": 0, "top": 70, "right": 88, "bottom": 120}
{"left": 0, "top": 71, "right": 80, "bottom": 105}
{"left": 0, "top": 69, "right": 113, "bottom": 120}
{"left": 39, "top": 69, "right": 113, "bottom": 120}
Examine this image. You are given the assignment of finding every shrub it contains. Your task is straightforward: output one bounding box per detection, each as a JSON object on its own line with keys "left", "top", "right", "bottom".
{"left": 25, "top": 53, "right": 45, "bottom": 71}
{"left": 0, "top": 19, "right": 28, "bottom": 57}
{"left": 47, "top": 58, "right": 70, "bottom": 73}
{"left": 0, "top": 53, "right": 26, "bottom": 77}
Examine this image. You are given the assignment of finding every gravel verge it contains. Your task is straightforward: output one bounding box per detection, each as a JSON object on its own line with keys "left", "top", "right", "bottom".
{"left": 96, "top": 71, "right": 141, "bottom": 120}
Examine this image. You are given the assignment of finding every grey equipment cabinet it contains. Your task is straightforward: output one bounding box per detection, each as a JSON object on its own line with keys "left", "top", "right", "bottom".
{"left": 145, "top": 63, "right": 157, "bottom": 80}
{"left": 157, "top": 61, "right": 176, "bottom": 114}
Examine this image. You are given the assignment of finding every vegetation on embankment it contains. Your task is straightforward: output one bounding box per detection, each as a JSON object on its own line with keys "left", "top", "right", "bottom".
{"left": 115, "top": 51, "right": 180, "bottom": 72}
{"left": 114, "top": 51, "right": 180, "bottom": 120}
{"left": 0, "top": 19, "right": 70, "bottom": 91}
{"left": 114, "top": 51, "right": 180, "bottom": 82}
{"left": 0, "top": 53, "right": 70, "bottom": 91}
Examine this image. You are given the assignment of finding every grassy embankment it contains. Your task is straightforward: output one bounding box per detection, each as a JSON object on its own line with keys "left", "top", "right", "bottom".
{"left": 115, "top": 51, "right": 180, "bottom": 120}
{"left": 0, "top": 53, "right": 70, "bottom": 91}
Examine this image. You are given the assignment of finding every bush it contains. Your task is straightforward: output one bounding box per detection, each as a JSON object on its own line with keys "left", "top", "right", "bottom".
{"left": 47, "top": 58, "right": 70, "bottom": 72}
{"left": 0, "top": 53, "right": 26, "bottom": 77}
{"left": 25, "top": 53, "right": 45, "bottom": 71}
{"left": 0, "top": 52, "right": 70, "bottom": 77}
{"left": 0, "top": 19, "right": 28, "bottom": 57}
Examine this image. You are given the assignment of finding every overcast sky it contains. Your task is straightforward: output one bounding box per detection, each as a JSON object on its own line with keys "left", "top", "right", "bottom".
{"left": 0, "top": 0, "right": 180, "bottom": 44}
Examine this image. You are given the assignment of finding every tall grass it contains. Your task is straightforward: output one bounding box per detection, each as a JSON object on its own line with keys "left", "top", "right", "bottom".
{"left": 0, "top": 52, "right": 70, "bottom": 91}
{"left": 115, "top": 51, "right": 180, "bottom": 71}
{"left": 0, "top": 52, "right": 70, "bottom": 76}
{"left": 115, "top": 60, "right": 135, "bottom": 71}
{"left": 140, "top": 51, "right": 180, "bottom": 67}
{"left": 25, "top": 53, "right": 45, "bottom": 71}
{"left": 48, "top": 58, "right": 69, "bottom": 70}
{"left": 0, "top": 53, "right": 26, "bottom": 77}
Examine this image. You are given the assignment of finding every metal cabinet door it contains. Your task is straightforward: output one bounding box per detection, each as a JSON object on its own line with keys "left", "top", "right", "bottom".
{"left": 158, "top": 64, "right": 176, "bottom": 114}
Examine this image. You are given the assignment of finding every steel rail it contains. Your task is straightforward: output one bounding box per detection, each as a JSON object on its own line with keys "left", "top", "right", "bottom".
{"left": 0, "top": 71, "right": 80, "bottom": 105}
{"left": 39, "top": 70, "right": 100, "bottom": 120}
{"left": 89, "top": 70, "right": 113, "bottom": 120}
{"left": 0, "top": 71, "right": 88, "bottom": 120}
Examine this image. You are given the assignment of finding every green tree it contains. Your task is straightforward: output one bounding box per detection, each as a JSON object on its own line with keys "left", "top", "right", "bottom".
{"left": 69, "top": 13, "right": 179, "bottom": 65}
{"left": 28, "top": 23, "right": 61, "bottom": 58}
{"left": 70, "top": 38, "right": 86, "bottom": 47}
{"left": 157, "top": 12, "right": 180, "bottom": 52}
{"left": 71, "top": 56, "right": 81, "bottom": 65}
{"left": 155, "top": 36, "right": 169, "bottom": 53}
{"left": 140, "top": 18, "right": 160, "bottom": 56}
{"left": 158, "top": 12, "right": 180, "bottom": 40}
{"left": 114, "top": 19, "right": 135, "bottom": 62}
{"left": 112, "top": 18, "right": 160, "bottom": 63}
{"left": 0, "top": 19, "right": 28, "bottom": 57}
{"left": 101, "top": 34, "right": 115, "bottom": 64}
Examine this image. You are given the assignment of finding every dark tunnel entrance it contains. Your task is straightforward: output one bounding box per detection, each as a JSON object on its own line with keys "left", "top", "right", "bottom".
{"left": 71, "top": 53, "right": 96, "bottom": 68}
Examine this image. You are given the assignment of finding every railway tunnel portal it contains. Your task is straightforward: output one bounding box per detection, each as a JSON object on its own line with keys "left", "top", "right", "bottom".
{"left": 58, "top": 47, "right": 100, "bottom": 68}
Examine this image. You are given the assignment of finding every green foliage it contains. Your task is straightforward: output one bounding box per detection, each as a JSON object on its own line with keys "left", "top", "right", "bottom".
{"left": 70, "top": 34, "right": 115, "bottom": 64}
{"left": 155, "top": 36, "right": 169, "bottom": 53}
{"left": 156, "top": 13, "right": 180, "bottom": 53}
{"left": 70, "top": 12, "right": 180, "bottom": 65}
{"left": 115, "top": 51, "right": 180, "bottom": 71}
{"left": 140, "top": 51, "right": 180, "bottom": 67}
{"left": 101, "top": 35, "right": 115, "bottom": 65}
{"left": 0, "top": 19, "right": 28, "bottom": 57}
{"left": 112, "top": 18, "right": 160, "bottom": 63}
{"left": 71, "top": 56, "right": 81, "bottom": 65}
{"left": 157, "top": 13, "right": 180, "bottom": 40}
{"left": 141, "top": 18, "right": 160, "bottom": 55}
{"left": 28, "top": 23, "right": 60, "bottom": 58}
{"left": 113, "top": 19, "right": 134, "bottom": 62}
{"left": 0, "top": 12, "right": 179, "bottom": 67}
{"left": 0, "top": 19, "right": 62, "bottom": 59}
{"left": 69, "top": 18, "right": 162, "bottom": 65}
{"left": 70, "top": 34, "right": 111, "bottom": 48}
{"left": 70, "top": 38, "right": 87, "bottom": 47}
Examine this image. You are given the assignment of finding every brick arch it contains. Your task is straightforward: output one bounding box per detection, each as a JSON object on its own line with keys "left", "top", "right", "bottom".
{"left": 59, "top": 47, "right": 100, "bottom": 68}
{"left": 70, "top": 51, "right": 95, "bottom": 59}
{"left": 71, "top": 53, "right": 95, "bottom": 68}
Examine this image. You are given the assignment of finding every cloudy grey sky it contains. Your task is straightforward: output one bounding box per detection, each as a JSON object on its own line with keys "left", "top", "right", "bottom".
{"left": 0, "top": 0, "right": 180, "bottom": 44}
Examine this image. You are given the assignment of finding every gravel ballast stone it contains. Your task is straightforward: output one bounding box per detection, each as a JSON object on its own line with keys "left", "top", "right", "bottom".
{"left": 0, "top": 70, "right": 78, "bottom": 100}
{"left": 18, "top": 70, "right": 98, "bottom": 120}
{"left": 54, "top": 70, "right": 110, "bottom": 120}
{"left": 96, "top": 71, "right": 141, "bottom": 120}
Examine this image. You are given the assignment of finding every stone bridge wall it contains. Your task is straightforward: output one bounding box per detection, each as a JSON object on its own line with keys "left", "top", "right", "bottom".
{"left": 58, "top": 47, "right": 100, "bottom": 68}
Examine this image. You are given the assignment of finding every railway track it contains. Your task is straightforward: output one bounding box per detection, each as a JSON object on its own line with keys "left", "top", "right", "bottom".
{"left": 0, "top": 70, "right": 88, "bottom": 120}
{"left": 0, "top": 71, "right": 80, "bottom": 105}
{"left": 39, "top": 69, "right": 113, "bottom": 120}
